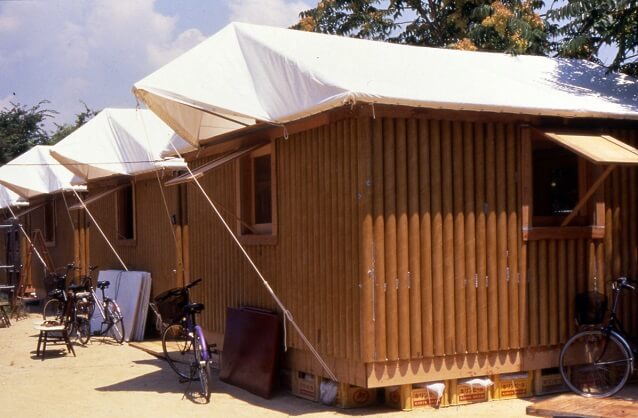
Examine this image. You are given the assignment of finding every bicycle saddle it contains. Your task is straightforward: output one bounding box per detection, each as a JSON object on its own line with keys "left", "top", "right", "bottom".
{"left": 97, "top": 281, "right": 110, "bottom": 289}
{"left": 184, "top": 303, "right": 204, "bottom": 314}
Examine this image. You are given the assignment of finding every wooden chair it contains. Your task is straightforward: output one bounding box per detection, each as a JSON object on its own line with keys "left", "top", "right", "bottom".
{"left": 33, "top": 293, "right": 76, "bottom": 360}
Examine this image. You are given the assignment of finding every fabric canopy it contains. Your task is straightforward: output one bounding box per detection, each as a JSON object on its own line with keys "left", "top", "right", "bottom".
{"left": 0, "top": 145, "right": 86, "bottom": 199}
{"left": 134, "top": 22, "right": 638, "bottom": 147}
{"left": 0, "top": 185, "right": 24, "bottom": 209}
{"left": 50, "top": 108, "right": 194, "bottom": 181}
{"left": 543, "top": 132, "right": 638, "bottom": 165}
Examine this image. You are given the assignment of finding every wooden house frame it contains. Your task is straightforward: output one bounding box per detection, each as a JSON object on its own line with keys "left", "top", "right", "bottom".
{"left": 170, "top": 104, "right": 638, "bottom": 388}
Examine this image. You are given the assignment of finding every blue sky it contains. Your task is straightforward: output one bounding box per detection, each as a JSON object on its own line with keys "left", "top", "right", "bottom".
{"left": 0, "top": 0, "right": 311, "bottom": 129}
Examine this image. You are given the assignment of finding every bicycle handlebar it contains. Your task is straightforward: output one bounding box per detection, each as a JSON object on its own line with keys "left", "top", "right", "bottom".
{"left": 185, "top": 278, "right": 202, "bottom": 289}
{"left": 614, "top": 277, "right": 636, "bottom": 291}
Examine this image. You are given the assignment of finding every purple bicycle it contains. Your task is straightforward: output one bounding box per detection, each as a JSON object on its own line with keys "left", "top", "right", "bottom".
{"left": 153, "top": 278, "right": 211, "bottom": 402}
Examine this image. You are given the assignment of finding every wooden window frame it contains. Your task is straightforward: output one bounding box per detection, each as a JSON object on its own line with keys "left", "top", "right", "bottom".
{"left": 43, "top": 198, "right": 56, "bottom": 247}
{"left": 236, "top": 142, "right": 277, "bottom": 245}
{"left": 115, "top": 182, "right": 136, "bottom": 245}
{"left": 521, "top": 126, "right": 605, "bottom": 241}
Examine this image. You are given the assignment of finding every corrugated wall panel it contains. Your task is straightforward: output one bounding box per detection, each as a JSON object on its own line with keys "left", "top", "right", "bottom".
{"left": 187, "top": 120, "right": 361, "bottom": 364}
{"left": 88, "top": 179, "right": 179, "bottom": 296}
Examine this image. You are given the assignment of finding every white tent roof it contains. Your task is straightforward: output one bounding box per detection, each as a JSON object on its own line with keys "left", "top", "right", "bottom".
{"left": 50, "top": 108, "right": 194, "bottom": 181}
{"left": 0, "top": 145, "right": 86, "bottom": 199}
{"left": 134, "top": 22, "right": 638, "bottom": 147}
{"left": 0, "top": 185, "right": 24, "bottom": 209}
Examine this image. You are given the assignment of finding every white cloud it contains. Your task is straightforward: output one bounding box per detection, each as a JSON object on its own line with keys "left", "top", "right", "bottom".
{"left": 0, "top": 0, "right": 208, "bottom": 127}
{"left": 228, "top": 0, "right": 311, "bottom": 27}
{"left": 147, "top": 28, "right": 207, "bottom": 69}
{"left": 0, "top": 93, "right": 16, "bottom": 110}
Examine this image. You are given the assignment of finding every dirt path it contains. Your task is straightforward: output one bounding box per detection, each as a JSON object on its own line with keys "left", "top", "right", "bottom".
{"left": 0, "top": 314, "right": 535, "bottom": 417}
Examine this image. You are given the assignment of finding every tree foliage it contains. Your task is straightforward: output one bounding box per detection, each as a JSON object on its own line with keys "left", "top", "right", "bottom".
{"left": 0, "top": 101, "right": 54, "bottom": 165}
{"left": 293, "top": 1, "right": 549, "bottom": 54}
{"left": 49, "top": 102, "right": 99, "bottom": 145}
{"left": 0, "top": 101, "right": 98, "bottom": 165}
{"left": 546, "top": 0, "right": 638, "bottom": 77}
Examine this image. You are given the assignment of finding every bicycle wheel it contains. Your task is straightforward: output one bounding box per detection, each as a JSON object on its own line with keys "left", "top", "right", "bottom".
{"left": 193, "top": 328, "right": 211, "bottom": 401}
{"left": 43, "top": 299, "right": 64, "bottom": 322}
{"left": 77, "top": 316, "right": 91, "bottom": 345}
{"left": 162, "top": 323, "right": 195, "bottom": 380}
{"left": 105, "top": 300, "right": 125, "bottom": 344}
{"left": 560, "top": 329, "right": 633, "bottom": 398}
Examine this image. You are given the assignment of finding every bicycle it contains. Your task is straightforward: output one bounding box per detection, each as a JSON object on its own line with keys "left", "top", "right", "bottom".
{"left": 559, "top": 276, "right": 637, "bottom": 398}
{"left": 90, "top": 278, "right": 125, "bottom": 344}
{"left": 152, "top": 278, "right": 212, "bottom": 402}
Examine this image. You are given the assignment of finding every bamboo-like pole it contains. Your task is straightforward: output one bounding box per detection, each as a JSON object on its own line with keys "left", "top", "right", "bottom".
{"left": 430, "top": 120, "right": 445, "bottom": 357}
{"left": 612, "top": 169, "right": 621, "bottom": 282}
{"left": 558, "top": 240, "right": 567, "bottom": 343}
{"left": 485, "top": 123, "right": 499, "bottom": 352}
{"left": 358, "top": 116, "right": 375, "bottom": 362}
{"left": 73, "top": 209, "right": 81, "bottom": 272}
{"left": 289, "top": 131, "right": 301, "bottom": 349}
{"left": 463, "top": 121, "right": 477, "bottom": 353}
{"left": 320, "top": 125, "right": 330, "bottom": 354}
{"left": 384, "top": 118, "right": 399, "bottom": 360}
{"left": 441, "top": 120, "right": 456, "bottom": 354}
{"left": 372, "top": 117, "right": 387, "bottom": 361}
{"left": 278, "top": 134, "right": 291, "bottom": 347}
{"left": 452, "top": 121, "right": 467, "bottom": 353}
{"left": 336, "top": 121, "right": 346, "bottom": 357}
{"left": 396, "top": 118, "right": 411, "bottom": 360}
{"left": 474, "top": 123, "right": 488, "bottom": 353}
{"left": 548, "top": 240, "right": 558, "bottom": 346}
{"left": 330, "top": 121, "right": 340, "bottom": 356}
{"left": 419, "top": 118, "right": 434, "bottom": 357}
{"left": 407, "top": 118, "right": 423, "bottom": 358}
{"left": 351, "top": 119, "right": 362, "bottom": 359}
{"left": 338, "top": 121, "right": 347, "bottom": 358}
{"left": 567, "top": 240, "right": 577, "bottom": 337}
{"left": 344, "top": 120, "right": 354, "bottom": 359}
{"left": 506, "top": 124, "right": 519, "bottom": 348}
{"left": 529, "top": 241, "right": 539, "bottom": 347}
{"left": 496, "top": 123, "right": 509, "bottom": 350}
{"left": 538, "top": 240, "right": 549, "bottom": 346}
{"left": 79, "top": 210, "right": 87, "bottom": 274}
{"left": 576, "top": 239, "right": 586, "bottom": 294}
{"left": 519, "top": 241, "right": 528, "bottom": 348}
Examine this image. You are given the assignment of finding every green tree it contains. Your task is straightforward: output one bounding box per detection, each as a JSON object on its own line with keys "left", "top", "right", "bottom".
{"left": 49, "top": 102, "right": 99, "bottom": 145}
{"left": 293, "top": 1, "right": 549, "bottom": 54}
{"left": 0, "top": 101, "right": 54, "bottom": 164}
{"left": 546, "top": 0, "right": 638, "bottom": 76}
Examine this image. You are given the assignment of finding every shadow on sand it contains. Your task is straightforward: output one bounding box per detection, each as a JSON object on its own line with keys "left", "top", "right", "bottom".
{"left": 95, "top": 358, "right": 390, "bottom": 415}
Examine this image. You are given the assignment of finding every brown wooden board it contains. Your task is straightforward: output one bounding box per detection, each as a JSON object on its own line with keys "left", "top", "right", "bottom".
{"left": 527, "top": 388, "right": 638, "bottom": 418}
{"left": 220, "top": 307, "right": 282, "bottom": 399}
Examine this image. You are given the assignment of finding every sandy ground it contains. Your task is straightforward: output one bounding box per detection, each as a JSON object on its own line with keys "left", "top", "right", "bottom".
{"left": 0, "top": 314, "right": 537, "bottom": 417}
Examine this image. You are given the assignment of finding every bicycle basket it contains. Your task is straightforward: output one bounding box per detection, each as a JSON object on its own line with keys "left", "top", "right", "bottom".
{"left": 153, "top": 288, "right": 187, "bottom": 324}
{"left": 44, "top": 273, "right": 66, "bottom": 294}
{"left": 575, "top": 291, "right": 608, "bottom": 325}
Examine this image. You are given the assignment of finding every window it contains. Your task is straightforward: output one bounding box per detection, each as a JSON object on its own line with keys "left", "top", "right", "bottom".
{"left": 522, "top": 128, "right": 606, "bottom": 240}
{"left": 532, "top": 140, "right": 583, "bottom": 225}
{"left": 43, "top": 199, "right": 55, "bottom": 246}
{"left": 116, "top": 183, "right": 136, "bottom": 241}
{"left": 237, "top": 143, "right": 276, "bottom": 242}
